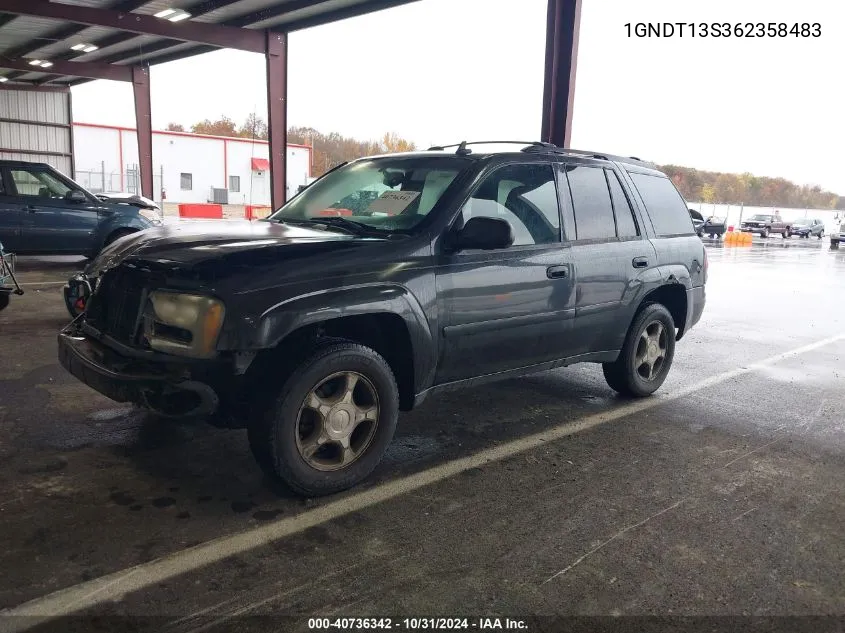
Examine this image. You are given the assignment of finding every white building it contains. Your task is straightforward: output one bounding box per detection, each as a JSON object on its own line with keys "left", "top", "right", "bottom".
{"left": 71, "top": 122, "right": 312, "bottom": 206}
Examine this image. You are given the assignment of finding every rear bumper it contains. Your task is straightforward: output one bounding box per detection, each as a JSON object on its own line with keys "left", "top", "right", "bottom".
{"left": 58, "top": 324, "right": 219, "bottom": 416}
{"left": 685, "top": 285, "right": 706, "bottom": 335}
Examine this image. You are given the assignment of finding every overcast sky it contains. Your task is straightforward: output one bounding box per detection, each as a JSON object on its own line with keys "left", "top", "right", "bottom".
{"left": 71, "top": 0, "right": 845, "bottom": 193}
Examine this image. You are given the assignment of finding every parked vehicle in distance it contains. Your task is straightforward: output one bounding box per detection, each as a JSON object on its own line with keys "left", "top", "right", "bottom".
{"left": 740, "top": 213, "right": 793, "bottom": 238}
{"left": 58, "top": 141, "right": 706, "bottom": 496}
{"left": 0, "top": 160, "right": 162, "bottom": 257}
{"left": 790, "top": 218, "right": 825, "bottom": 239}
{"left": 831, "top": 219, "right": 845, "bottom": 248}
{"left": 689, "top": 209, "right": 705, "bottom": 235}
{"left": 698, "top": 216, "right": 727, "bottom": 239}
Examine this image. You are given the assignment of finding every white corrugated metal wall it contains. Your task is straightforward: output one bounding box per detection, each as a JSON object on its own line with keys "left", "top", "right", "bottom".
{"left": 0, "top": 86, "right": 73, "bottom": 176}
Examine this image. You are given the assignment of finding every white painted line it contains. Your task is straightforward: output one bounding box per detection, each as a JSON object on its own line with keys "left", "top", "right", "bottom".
{"left": 1, "top": 333, "right": 843, "bottom": 630}
{"left": 18, "top": 281, "right": 69, "bottom": 286}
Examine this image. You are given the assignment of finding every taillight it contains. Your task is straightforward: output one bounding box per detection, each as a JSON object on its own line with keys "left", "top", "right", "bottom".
{"left": 703, "top": 249, "right": 709, "bottom": 283}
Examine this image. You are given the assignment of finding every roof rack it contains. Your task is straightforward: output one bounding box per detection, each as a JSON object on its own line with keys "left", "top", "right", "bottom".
{"left": 427, "top": 140, "right": 553, "bottom": 155}
{"left": 522, "top": 145, "right": 657, "bottom": 167}
{"left": 426, "top": 141, "right": 656, "bottom": 168}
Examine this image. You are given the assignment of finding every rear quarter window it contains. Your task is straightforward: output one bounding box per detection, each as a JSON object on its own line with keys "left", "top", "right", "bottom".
{"left": 629, "top": 172, "right": 694, "bottom": 236}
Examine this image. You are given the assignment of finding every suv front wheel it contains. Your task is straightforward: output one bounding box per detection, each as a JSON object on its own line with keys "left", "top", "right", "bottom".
{"left": 248, "top": 341, "right": 399, "bottom": 496}
{"left": 603, "top": 303, "right": 676, "bottom": 397}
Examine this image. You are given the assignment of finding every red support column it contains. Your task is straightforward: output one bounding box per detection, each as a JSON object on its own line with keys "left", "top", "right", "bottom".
{"left": 266, "top": 31, "right": 288, "bottom": 210}
{"left": 541, "top": 0, "right": 582, "bottom": 148}
{"left": 132, "top": 65, "right": 154, "bottom": 198}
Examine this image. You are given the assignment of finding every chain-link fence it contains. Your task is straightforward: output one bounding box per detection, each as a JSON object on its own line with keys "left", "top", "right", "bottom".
{"left": 76, "top": 164, "right": 163, "bottom": 202}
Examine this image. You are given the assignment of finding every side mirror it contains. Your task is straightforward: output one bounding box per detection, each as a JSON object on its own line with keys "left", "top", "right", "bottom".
{"left": 66, "top": 190, "right": 87, "bottom": 204}
{"left": 454, "top": 216, "right": 514, "bottom": 251}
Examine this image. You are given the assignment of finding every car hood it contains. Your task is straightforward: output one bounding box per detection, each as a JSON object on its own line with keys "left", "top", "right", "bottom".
{"left": 85, "top": 220, "right": 371, "bottom": 275}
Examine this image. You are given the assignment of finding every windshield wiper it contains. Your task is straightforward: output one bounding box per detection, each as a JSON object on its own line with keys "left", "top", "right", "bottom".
{"left": 282, "top": 217, "right": 386, "bottom": 236}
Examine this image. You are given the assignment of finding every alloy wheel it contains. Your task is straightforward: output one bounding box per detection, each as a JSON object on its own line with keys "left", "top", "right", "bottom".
{"left": 634, "top": 321, "right": 668, "bottom": 381}
{"left": 295, "top": 371, "right": 380, "bottom": 472}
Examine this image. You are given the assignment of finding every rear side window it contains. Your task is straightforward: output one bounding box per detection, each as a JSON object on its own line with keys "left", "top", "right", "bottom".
{"left": 605, "top": 169, "right": 639, "bottom": 238}
{"left": 629, "top": 173, "right": 694, "bottom": 236}
{"left": 565, "top": 164, "right": 615, "bottom": 240}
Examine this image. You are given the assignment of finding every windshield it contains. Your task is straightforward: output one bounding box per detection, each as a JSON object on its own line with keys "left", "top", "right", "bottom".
{"left": 269, "top": 156, "right": 471, "bottom": 234}
{"left": 749, "top": 214, "right": 773, "bottom": 221}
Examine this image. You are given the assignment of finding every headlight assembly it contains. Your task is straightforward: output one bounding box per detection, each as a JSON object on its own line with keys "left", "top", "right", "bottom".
{"left": 144, "top": 291, "right": 225, "bottom": 358}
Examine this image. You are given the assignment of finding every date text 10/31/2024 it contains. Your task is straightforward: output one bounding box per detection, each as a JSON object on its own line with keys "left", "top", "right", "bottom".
{"left": 308, "top": 618, "right": 528, "bottom": 630}
{"left": 624, "top": 22, "right": 821, "bottom": 38}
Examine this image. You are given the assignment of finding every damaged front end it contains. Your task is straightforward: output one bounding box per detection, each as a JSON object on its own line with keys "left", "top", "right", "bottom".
{"left": 58, "top": 262, "right": 233, "bottom": 419}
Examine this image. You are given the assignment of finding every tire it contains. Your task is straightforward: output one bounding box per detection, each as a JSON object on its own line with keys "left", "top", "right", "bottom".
{"left": 761, "top": 228, "right": 769, "bottom": 238}
{"left": 0, "top": 292, "right": 9, "bottom": 312}
{"left": 819, "top": 231, "right": 824, "bottom": 240}
{"left": 248, "top": 340, "right": 399, "bottom": 497}
{"left": 783, "top": 228, "right": 791, "bottom": 238}
{"left": 603, "top": 303, "right": 676, "bottom": 398}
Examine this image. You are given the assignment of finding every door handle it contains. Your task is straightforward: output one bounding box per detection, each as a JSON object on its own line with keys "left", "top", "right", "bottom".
{"left": 546, "top": 265, "right": 569, "bottom": 279}
{"left": 632, "top": 257, "right": 649, "bottom": 269}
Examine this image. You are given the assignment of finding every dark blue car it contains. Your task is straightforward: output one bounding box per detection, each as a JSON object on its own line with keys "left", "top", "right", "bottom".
{"left": 0, "top": 160, "right": 162, "bottom": 257}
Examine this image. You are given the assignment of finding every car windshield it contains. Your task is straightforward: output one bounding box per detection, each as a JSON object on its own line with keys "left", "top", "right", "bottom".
{"left": 268, "top": 156, "right": 471, "bottom": 235}
{"left": 749, "top": 214, "right": 773, "bottom": 221}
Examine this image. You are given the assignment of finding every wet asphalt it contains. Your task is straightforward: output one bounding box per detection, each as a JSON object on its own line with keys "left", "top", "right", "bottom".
{"left": 0, "top": 236, "right": 844, "bottom": 630}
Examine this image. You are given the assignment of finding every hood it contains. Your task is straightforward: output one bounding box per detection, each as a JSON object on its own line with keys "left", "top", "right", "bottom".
{"left": 97, "top": 192, "right": 160, "bottom": 210}
{"left": 86, "top": 220, "right": 368, "bottom": 276}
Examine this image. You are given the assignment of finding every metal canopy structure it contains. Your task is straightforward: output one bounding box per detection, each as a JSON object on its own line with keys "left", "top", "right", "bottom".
{"left": 0, "top": 0, "right": 581, "bottom": 206}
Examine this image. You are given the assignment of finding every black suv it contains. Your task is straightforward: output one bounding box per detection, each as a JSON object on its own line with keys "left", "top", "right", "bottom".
{"left": 58, "top": 142, "right": 707, "bottom": 496}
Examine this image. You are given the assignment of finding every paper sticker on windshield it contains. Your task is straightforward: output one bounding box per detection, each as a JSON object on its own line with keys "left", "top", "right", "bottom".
{"left": 366, "top": 191, "right": 420, "bottom": 216}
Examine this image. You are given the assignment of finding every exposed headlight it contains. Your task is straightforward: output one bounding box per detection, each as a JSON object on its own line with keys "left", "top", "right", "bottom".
{"left": 138, "top": 208, "right": 163, "bottom": 225}
{"left": 144, "top": 291, "right": 225, "bottom": 358}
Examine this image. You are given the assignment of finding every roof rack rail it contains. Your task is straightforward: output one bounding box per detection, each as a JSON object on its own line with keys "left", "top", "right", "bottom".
{"left": 427, "top": 140, "right": 553, "bottom": 154}
{"left": 522, "top": 145, "right": 656, "bottom": 167}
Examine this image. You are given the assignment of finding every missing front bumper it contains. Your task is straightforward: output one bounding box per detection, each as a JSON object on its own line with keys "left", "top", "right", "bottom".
{"left": 58, "top": 328, "right": 219, "bottom": 417}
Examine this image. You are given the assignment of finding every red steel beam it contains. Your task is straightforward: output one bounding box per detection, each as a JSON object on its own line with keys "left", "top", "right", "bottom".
{"left": 132, "top": 65, "right": 154, "bottom": 199}
{"left": 0, "top": 0, "right": 266, "bottom": 54}
{"left": 541, "top": 0, "right": 582, "bottom": 148}
{"left": 266, "top": 31, "right": 287, "bottom": 210}
{"left": 0, "top": 56, "right": 133, "bottom": 82}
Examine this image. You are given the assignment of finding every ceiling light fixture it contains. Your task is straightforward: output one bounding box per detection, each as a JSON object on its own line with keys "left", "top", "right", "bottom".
{"left": 71, "top": 44, "right": 86, "bottom": 50}
{"left": 168, "top": 11, "right": 191, "bottom": 22}
{"left": 0, "top": 76, "right": 8, "bottom": 83}
{"left": 154, "top": 8, "right": 176, "bottom": 17}
{"left": 71, "top": 43, "right": 99, "bottom": 53}
{"left": 29, "top": 59, "right": 43, "bottom": 66}
{"left": 83, "top": 45, "right": 99, "bottom": 52}
{"left": 39, "top": 61, "right": 53, "bottom": 68}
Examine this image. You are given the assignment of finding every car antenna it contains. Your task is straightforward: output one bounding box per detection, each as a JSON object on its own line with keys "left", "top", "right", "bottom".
{"left": 455, "top": 141, "right": 472, "bottom": 156}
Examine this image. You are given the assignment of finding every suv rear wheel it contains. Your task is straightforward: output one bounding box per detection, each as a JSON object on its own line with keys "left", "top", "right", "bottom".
{"left": 760, "top": 227, "right": 770, "bottom": 238}
{"left": 248, "top": 341, "right": 399, "bottom": 496}
{"left": 603, "top": 303, "right": 676, "bottom": 397}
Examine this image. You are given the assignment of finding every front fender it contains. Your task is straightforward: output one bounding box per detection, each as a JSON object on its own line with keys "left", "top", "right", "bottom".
{"left": 246, "top": 283, "right": 435, "bottom": 391}
{"left": 94, "top": 212, "right": 157, "bottom": 250}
